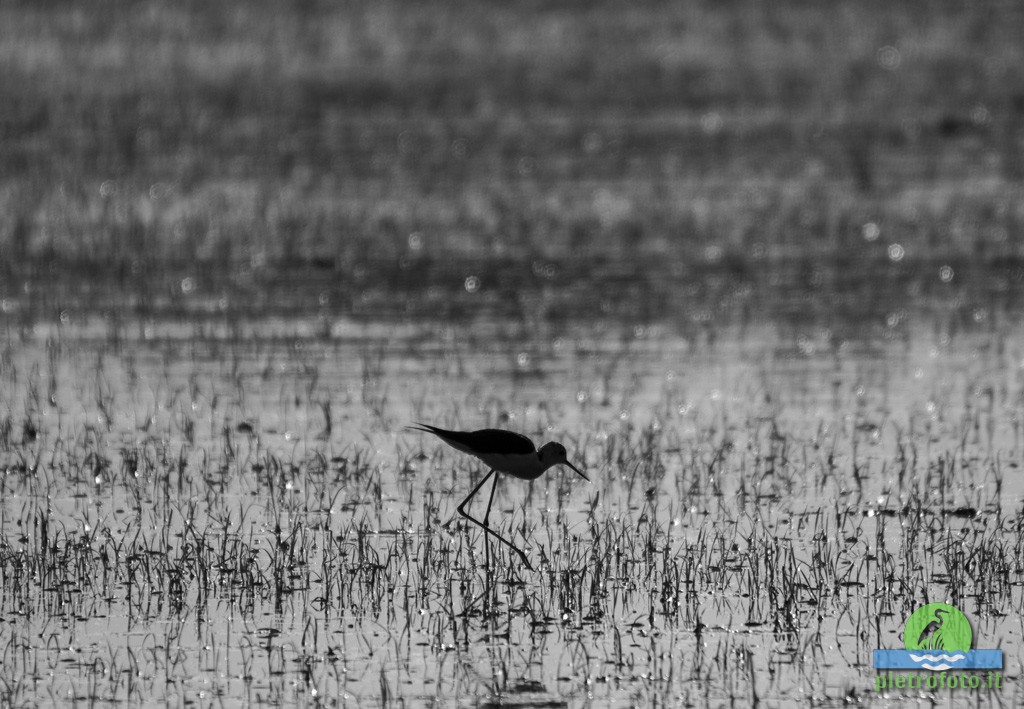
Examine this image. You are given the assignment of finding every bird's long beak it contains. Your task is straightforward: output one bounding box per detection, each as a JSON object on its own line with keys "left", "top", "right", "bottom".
{"left": 566, "top": 461, "right": 589, "bottom": 481}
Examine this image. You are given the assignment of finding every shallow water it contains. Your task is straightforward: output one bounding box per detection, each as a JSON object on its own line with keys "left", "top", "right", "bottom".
{"left": 2, "top": 266, "right": 1023, "bottom": 706}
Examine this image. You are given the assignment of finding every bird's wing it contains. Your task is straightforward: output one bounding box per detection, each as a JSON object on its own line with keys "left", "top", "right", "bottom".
{"left": 469, "top": 428, "right": 537, "bottom": 454}
{"left": 408, "top": 424, "right": 536, "bottom": 455}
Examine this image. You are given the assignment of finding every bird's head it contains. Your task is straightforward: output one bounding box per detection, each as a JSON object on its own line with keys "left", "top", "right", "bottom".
{"left": 539, "top": 442, "right": 589, "bottom": 481}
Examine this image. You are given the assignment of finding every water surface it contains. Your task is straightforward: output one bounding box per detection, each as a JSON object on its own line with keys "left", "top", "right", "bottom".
{"left": 2, "top": 264, "right": 1023, "bottom": 706}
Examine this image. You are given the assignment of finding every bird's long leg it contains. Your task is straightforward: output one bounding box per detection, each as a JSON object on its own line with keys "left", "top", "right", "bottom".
{"left": 482, "top": 470, "right": 499, "bottom": 581}
{"left": 483, "top": 470, "right": 499, "bottom": 526}
{"left": 457, "top": 469, "right": 533, "bottom": 571}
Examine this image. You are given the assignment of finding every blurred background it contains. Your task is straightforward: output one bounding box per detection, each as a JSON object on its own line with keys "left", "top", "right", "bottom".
{"left": 3, "top": 0, "right": 1022, "bottom": 337}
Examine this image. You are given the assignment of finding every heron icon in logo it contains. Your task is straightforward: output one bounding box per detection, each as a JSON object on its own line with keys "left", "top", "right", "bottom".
{"left": 912, "top": 606, "right": 950, "bottom": 650}
{"left": 901, "top": 603, "right": 972, "bottom": 670}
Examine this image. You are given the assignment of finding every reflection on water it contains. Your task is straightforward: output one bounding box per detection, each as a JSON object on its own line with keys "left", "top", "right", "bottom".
{"left": 1, "top": 267, "right": 1023, "bottom": 705}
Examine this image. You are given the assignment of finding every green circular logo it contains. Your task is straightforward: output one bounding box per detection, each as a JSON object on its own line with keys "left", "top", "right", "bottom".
{"left": 903, "top": 603, "right": 972, "bottom": 652}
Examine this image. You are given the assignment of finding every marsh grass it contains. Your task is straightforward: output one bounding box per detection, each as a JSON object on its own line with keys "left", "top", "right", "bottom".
{"left": 1, "top": 319, "right": 1023, "bottom": 705}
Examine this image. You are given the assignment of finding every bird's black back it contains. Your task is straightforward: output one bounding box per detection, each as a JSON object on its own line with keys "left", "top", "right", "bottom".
{"left": 410, "top": 424, "right": 537, "bottom": 455}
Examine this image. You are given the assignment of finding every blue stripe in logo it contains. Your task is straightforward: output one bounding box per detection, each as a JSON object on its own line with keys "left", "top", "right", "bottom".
{"left": 874, "top": 649, "right": 1003, "bottom": 671}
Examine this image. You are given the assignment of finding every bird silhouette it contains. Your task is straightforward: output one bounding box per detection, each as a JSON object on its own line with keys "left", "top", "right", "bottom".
{"left": 409, "top": 423, "right": 588, "bottom": 570}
